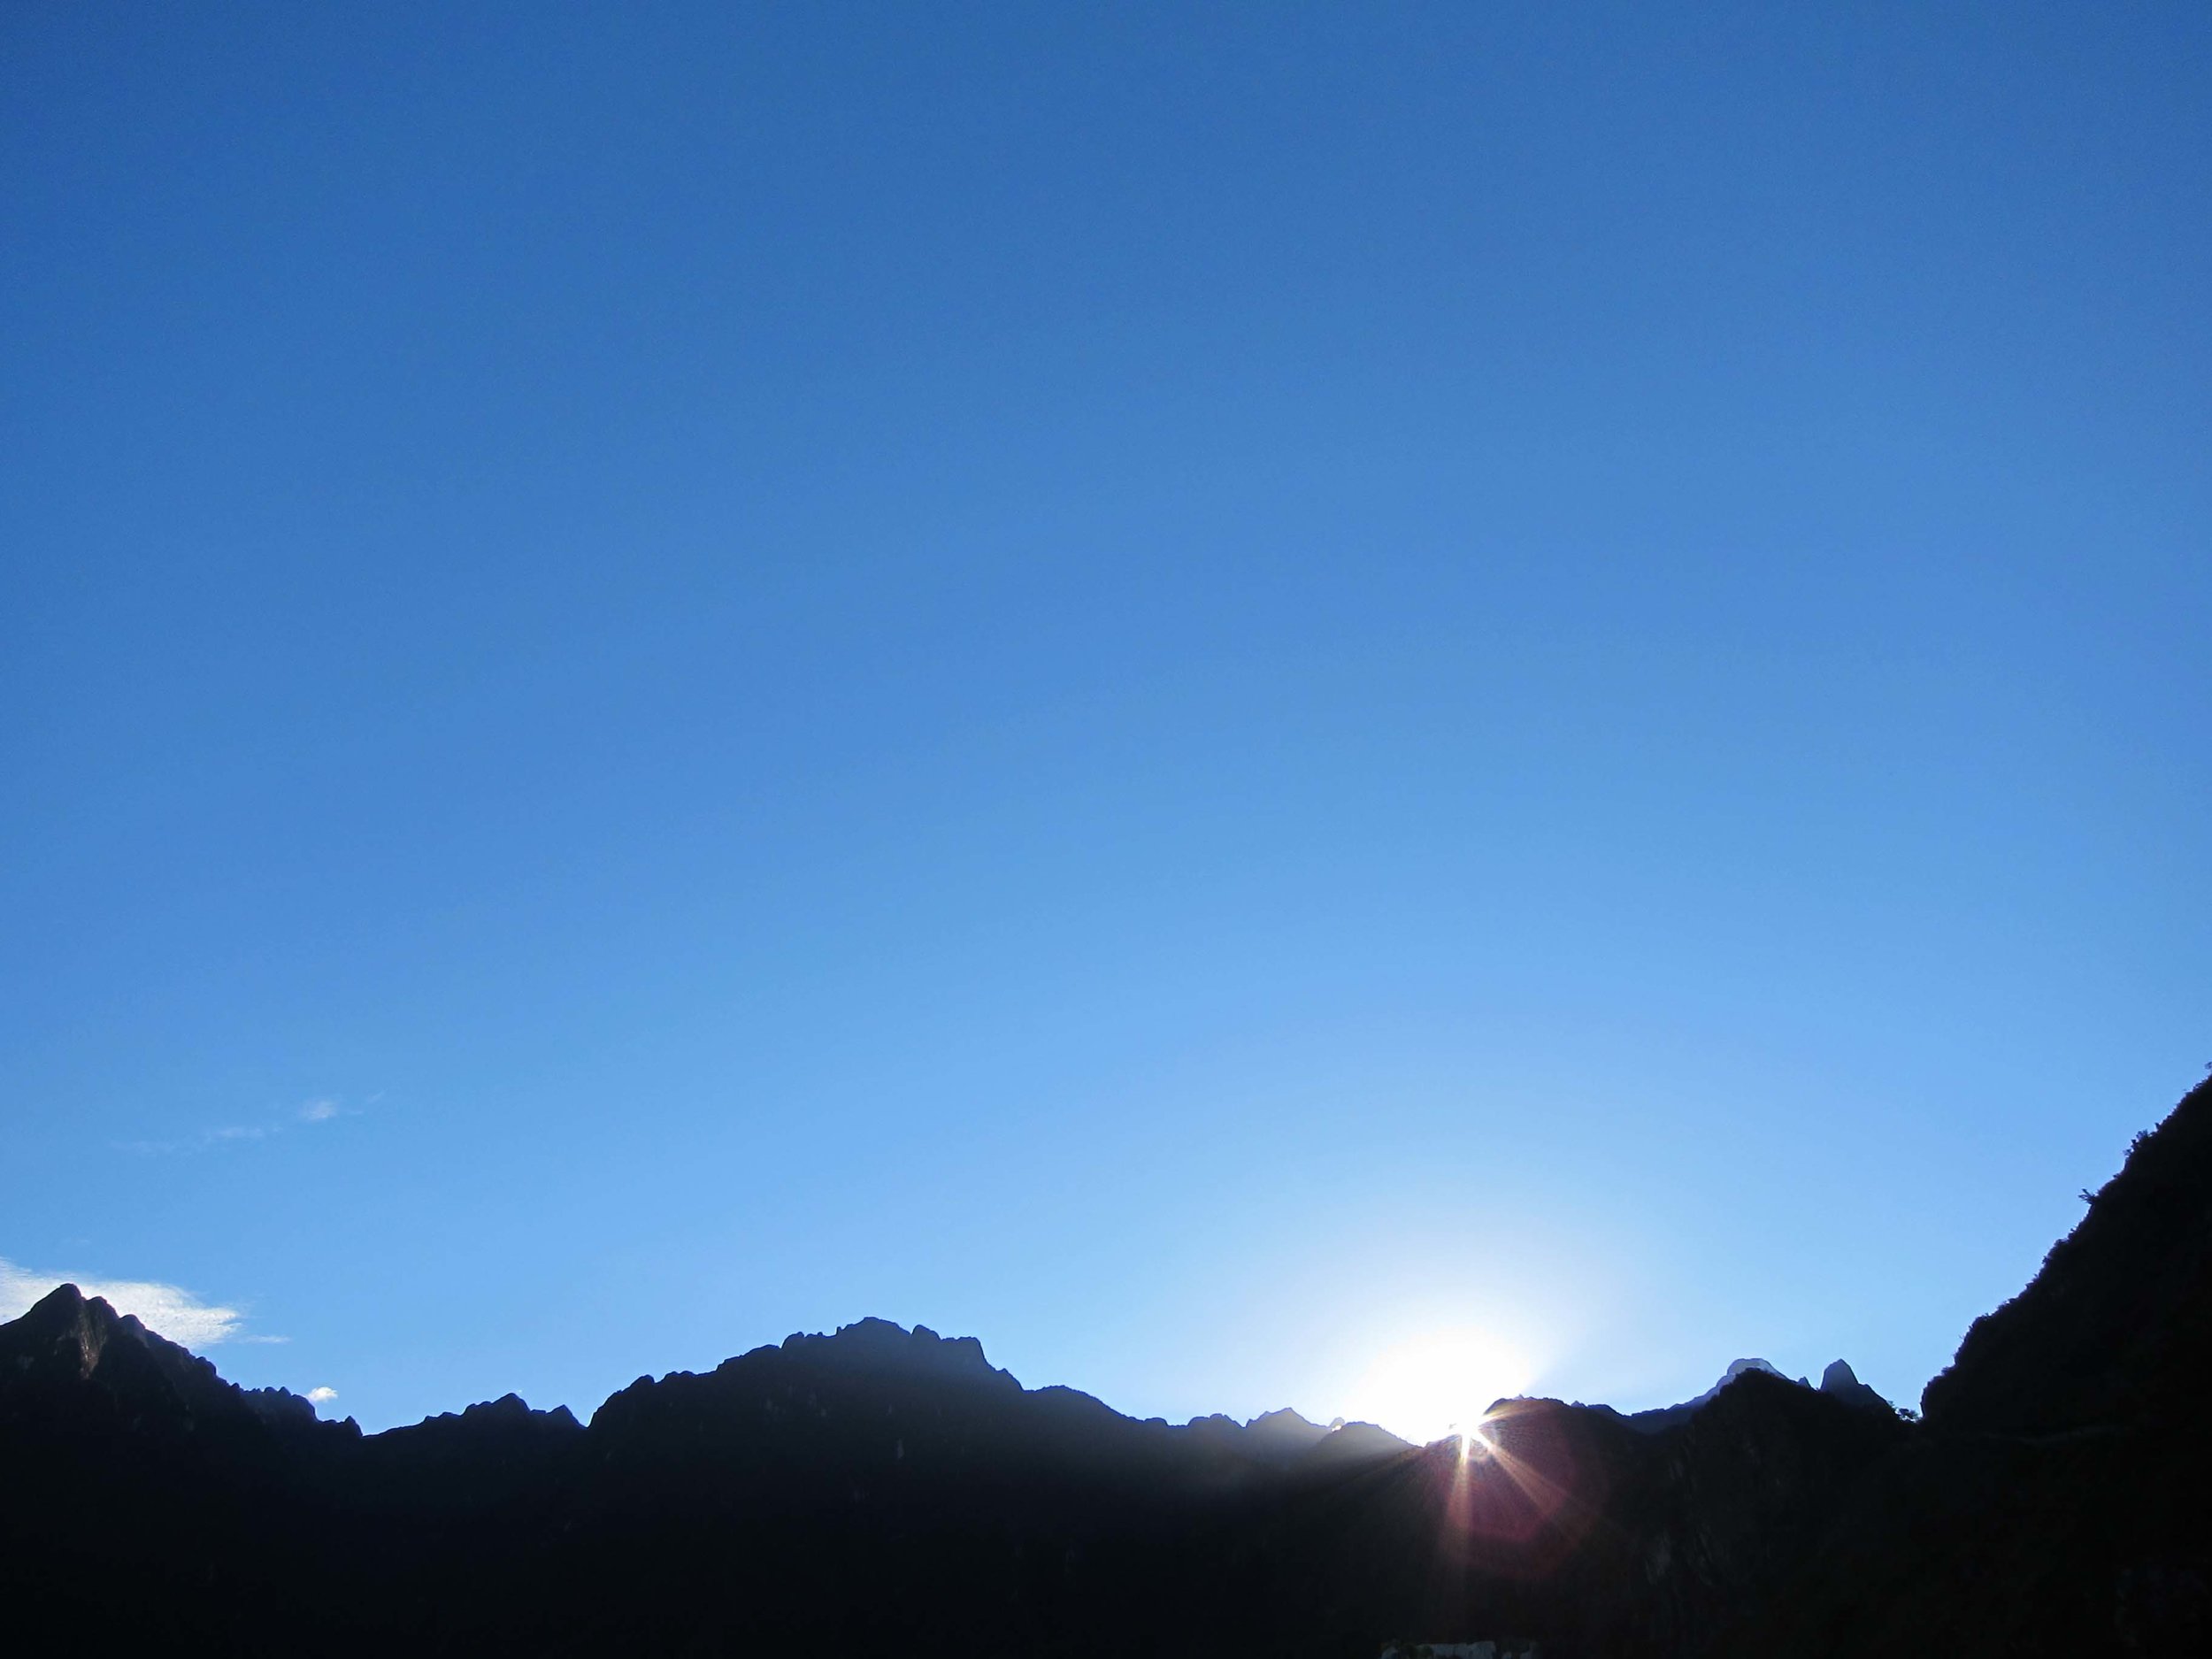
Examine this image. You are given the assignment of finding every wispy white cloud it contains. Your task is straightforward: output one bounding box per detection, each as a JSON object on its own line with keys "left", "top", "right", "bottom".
{"left": 307, "top": 1386, "right": 338, "bottom": 1404}
{"left": 113, "top": 1096, "right": 353, "bottom": 1156}
{"left": 0, "top": 1256, "right": 252, "bottom": 1348}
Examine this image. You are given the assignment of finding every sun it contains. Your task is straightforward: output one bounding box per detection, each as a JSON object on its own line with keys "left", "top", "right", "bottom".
{"left": 1341, "top": 1326, "right": 1532, "bottom": 1447}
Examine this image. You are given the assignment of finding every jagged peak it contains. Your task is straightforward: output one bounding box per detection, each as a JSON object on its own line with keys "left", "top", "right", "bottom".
{"left": 5, "top": 1281, "right": 153, "bottom": 1380}
{"left": 1241, "top": 1408, "right": 1332, "bottom": 1453}
{"left": 1304, "top": 1417, "right": 1412, "bottom": 1458}
{"left": 0, "top": 1281, "right": 342, "bottom": 1446}
{"left": 1676, "top": 1357, "right": 1789, "bottom": 1412}
{"left": 462, "top": 1393, "right": 580, "bottom": 1429}
{"left": 27, "top": 1279, "right": 88, "bottom": 1317}
{"left": 387, "top": 1393, "right": 584, "bottom": 1441}
{"left": 773, "top": 1317, "right": 1021, "bottom": 1390}
{"left": 1817, "top": 1358, "right": 1895, "bottom": 1414}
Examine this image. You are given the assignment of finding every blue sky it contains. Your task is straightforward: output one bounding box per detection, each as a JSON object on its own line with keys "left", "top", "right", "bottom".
{"left": 4, "top": 2, "right": 2207, "bottom": 1438}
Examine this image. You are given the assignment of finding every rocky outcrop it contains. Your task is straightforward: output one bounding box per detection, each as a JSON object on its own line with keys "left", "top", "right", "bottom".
{"left": 1816, "top": 1360, "right": 1890, "bottom": 1415}
{"left": 0, "top": 1280, "right": 342, "bottom": 1448}
{"left": 1624, "top": 1355, "right": 1892, "bottom": 1435}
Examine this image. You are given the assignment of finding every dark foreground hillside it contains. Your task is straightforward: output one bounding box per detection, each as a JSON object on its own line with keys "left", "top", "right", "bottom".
{"left": 1715, "top": 1073, "right": 2212, "bottom": 1658}
{"left": 4, "top": 1076, "right": 2208, "bottom": 1657}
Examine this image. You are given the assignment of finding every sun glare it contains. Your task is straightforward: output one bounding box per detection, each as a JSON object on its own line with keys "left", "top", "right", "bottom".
{"left": 1343, "top": 1327, "right": 1532, "bottom": 1447}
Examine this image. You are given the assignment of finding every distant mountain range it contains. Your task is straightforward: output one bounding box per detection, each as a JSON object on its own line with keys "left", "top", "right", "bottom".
{"left": 5, "top": 1074, "right": 2208, "bottom": 1656}
{"left": 1617, "top": 1355, "right": 1893, "bottom": 1434}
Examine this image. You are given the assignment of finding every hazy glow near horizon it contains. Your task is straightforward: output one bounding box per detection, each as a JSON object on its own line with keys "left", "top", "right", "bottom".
{"left": 1340, "top": 1327, "right": 1532, "bottom": 1447}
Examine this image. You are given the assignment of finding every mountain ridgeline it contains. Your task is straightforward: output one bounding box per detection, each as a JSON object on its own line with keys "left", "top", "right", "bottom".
{"left": 5, "top": 1075, "right": 2209, "bottom": 1656}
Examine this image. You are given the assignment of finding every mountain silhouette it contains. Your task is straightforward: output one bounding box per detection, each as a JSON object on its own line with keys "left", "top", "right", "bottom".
{"left": 1714, "top": 1072, "right": 2212, "bottom": 1658}
{"left": 4, "top": 1075, "right": 2207, "bottom": 1656}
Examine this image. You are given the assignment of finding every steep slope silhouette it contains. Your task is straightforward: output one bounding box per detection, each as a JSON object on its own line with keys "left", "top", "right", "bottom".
{"left": 1717, "top": 1074, "right": 2212, "bottom": 1658}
